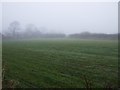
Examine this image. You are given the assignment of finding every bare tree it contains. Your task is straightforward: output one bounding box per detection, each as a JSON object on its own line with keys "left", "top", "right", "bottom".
{"left": 8, "top": 21, "right": 20, "bottom": 38}
{"left": 24, "top": 24, "right": 41, "bottom": 38}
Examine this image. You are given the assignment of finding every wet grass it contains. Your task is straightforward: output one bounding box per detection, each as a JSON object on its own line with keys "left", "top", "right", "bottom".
{"left": 2, "top": 38, "right": 118, "bottom": 88}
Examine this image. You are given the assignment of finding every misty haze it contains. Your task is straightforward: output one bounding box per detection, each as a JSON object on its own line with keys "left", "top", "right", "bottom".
{"left": 2, "top": 2, "right": 118, "bottom": 88}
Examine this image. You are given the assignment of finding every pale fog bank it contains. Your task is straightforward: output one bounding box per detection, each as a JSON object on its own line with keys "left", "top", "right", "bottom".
{"left": 2, "top": 2, "right": 118, "bottom": 35}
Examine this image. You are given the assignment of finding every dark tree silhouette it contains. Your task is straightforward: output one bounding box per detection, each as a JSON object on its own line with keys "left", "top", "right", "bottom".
{"left": 8, "top": 21, "right": 20, "bottom": 38}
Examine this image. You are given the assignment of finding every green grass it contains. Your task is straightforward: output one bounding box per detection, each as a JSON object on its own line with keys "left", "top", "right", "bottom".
{"left": 3, "top": 38, "right": 118, "bottom": 88}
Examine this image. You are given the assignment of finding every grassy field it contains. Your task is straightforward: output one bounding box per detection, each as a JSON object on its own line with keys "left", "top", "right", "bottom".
{"left": 2, "top": 39, "right": 118, "bottom": 88}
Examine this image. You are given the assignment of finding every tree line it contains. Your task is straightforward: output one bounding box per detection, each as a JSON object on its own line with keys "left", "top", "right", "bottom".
{"left": 2, "top": 21, "right": 118, "bottom": 40}
{"left": 69, "top": 31, "right": 118, "bottom": 40}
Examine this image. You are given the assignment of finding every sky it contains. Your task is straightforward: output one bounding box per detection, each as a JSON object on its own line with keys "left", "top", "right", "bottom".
{"left": 0, "top": 3, "right": 2, "bottom": 33}
{"left": 1, "top": 1, "right": 118, "bottom": 34}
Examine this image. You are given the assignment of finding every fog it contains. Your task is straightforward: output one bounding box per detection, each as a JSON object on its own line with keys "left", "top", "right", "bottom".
{"left": 2, "top": 2, "right": 118, "bottom": 34}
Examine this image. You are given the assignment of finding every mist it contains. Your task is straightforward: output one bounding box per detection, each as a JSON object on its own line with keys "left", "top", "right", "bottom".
{"left": 2, "top": 2, "right": 118, "bottom": 35}
{"left": 1, "top": 1, "right": 118, "bottom": 88}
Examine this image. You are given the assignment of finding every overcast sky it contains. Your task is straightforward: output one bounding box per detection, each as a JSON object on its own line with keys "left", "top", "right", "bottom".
{"left": 2, "top": 2, "right": 118, "bottom": 34}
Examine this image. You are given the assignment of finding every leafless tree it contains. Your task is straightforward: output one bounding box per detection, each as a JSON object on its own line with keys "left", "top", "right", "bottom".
{"left": 8, "top": 21, "right": 21, "bottom": 38}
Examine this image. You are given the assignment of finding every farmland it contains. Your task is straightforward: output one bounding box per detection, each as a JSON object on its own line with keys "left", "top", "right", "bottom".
{"left": 2, "top": 39, "right": 118, "bottom": 88}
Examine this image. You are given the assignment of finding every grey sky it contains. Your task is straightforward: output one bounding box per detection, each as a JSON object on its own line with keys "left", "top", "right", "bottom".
{"left": 2, "top": 2, "right": 118, "bottom": 34}
{"left": 0, "top": 3, "right": 2, "bottom": 33}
